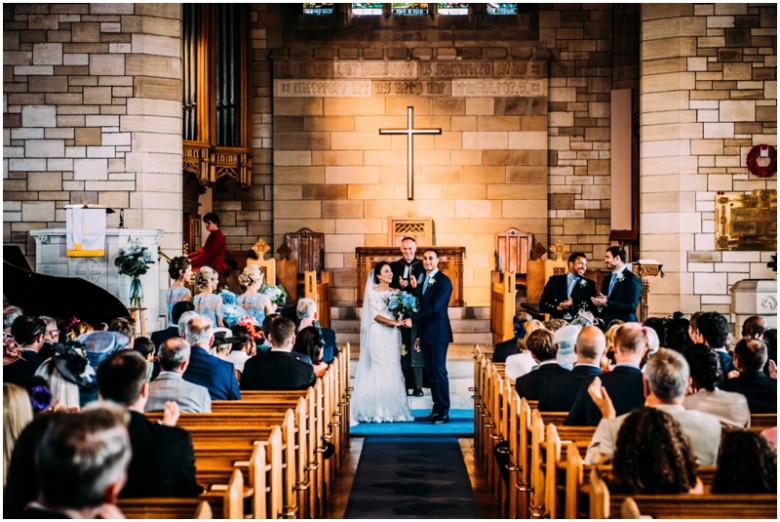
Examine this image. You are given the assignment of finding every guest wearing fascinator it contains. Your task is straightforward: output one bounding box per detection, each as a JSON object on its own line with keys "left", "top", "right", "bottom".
{"left": 35, "top": 341, "right": 97, "bottom": 409}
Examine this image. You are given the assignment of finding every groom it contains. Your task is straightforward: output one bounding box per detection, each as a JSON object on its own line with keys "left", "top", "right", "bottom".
{"left": 406, "top": 249, "right": 453, "bottom": 424}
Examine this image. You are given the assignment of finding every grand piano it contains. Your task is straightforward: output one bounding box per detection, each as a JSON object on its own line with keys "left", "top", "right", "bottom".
{"left": 3, "top": 245, "right": 129, "bottom": 328}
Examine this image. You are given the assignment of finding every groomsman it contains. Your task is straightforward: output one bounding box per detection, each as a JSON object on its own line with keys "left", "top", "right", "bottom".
{"left": 591, "top": 246, "right": 641, "bottom": 325}
{"left": 540, "top": 252, "right": 597, "bottom": 320}
{"left": 390, "top": 236, "right": 426, "bottom": 396}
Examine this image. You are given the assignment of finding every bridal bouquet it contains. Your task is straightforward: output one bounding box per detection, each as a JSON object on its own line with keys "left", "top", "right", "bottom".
{"left": 260, "top": 282, "right": 288, "bottom": 307}
{"left": 114, "top": 244, "right": 154, "bottom": 277}
{"left": 388, "top": 290, "right": 419, "bottom": 319}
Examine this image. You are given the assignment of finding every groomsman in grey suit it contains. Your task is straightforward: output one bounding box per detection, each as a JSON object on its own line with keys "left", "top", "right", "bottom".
{"left": 146, "top": 337, "right": 212, "bottom": 413}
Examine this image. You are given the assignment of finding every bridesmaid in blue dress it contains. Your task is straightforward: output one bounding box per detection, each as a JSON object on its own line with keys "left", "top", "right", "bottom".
{"left": 193, "top": 266, "right": 225, "bottom": 328}
{"left": 165, "top": 256, "right": 193, "bottom": 324}
{"left": 237, "top": 265, "right": 275, "bottom": 326}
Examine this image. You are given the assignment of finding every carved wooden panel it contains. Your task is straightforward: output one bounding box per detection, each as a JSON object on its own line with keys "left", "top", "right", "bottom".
{"left": 356, "top": 246, "right": 465, "bottom": 307}
{"left": 388, "top": 217, "right": 433, "bottom": 246}
{"left": 283, "top": 228, "right": 325, "bottom": 275}
{"left": 496, "top": 228, "right": 533, "bottom": 275}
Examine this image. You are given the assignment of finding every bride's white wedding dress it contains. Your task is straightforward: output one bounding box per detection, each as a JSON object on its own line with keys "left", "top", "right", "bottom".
{"left": 351, "top": 284, "right": 413, "bottom": 424}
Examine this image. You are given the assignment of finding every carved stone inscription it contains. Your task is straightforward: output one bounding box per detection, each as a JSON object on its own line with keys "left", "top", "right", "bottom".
{"left": 372, "top": 80, "right": 450, "bottom": 96}
{"left": 334, "top": 61, "right": 418, "bottom": 79}
{"left": 275, "top": 80, "right": 372, "bottom": 97}
{"left": 452, "top": 79, "right": 546, "bottom": 97}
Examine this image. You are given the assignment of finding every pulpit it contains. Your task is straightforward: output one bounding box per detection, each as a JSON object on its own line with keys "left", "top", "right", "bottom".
{"left": 30, "top": 228, "right": 163, "bottom": 334}
{"left": 355, "top": 246, "right": 465, "bottom": 307}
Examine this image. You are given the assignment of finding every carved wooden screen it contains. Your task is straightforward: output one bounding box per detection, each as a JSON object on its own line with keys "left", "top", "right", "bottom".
{"left": 182, "top": 4, "right": 251, "bottom": 188}
{"left": 284, "top": 228, "right": 325, "bottom": 275}
{"left": 496, "top": 228, "right": 533, "bottom": 275}
{"left": 388, "top": 217, "right": 433, "bottom": 246}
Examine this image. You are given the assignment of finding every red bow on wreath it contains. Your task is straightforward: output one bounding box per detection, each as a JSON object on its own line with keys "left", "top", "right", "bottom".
{"left": 746, "top": 144, "right": 777, "bottom": 178}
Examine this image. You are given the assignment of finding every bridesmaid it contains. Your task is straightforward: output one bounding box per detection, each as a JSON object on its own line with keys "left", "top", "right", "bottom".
{"left": 237, "top": 265, "right": 275, "bottom": 326}
{"left": 193, "top": 266, "right": 225, "bottom": 328}
{"left": 166, "top": 256, "right": 193, "bottom": 324}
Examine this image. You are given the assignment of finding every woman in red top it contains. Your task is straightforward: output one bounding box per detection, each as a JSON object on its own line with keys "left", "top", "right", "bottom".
{"left": 189, "top": 213, "right": 229, "bottom": 275}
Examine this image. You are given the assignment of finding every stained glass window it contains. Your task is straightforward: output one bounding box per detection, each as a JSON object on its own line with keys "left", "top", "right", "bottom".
{"left": 437, "top": 3, "right": 468, "bottom": 15}
{"left": 352, "top": 3, "right": 383, "bottom": 15}
{"left": 392, "top": 3, "right": 429, "bottom": 16}
{"left": 486, "top": 3, "right": 518, "bottom": 16}
{"left": 303, "top": 3, "right": 335, "bottom": 15}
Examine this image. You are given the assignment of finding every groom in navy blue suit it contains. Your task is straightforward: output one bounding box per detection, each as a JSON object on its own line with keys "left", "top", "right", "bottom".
{"left": 590, "top": 246, "right": 641, "bottom": 326}
{"left": 408, "top": 249, "right": 454, "bottom": 424}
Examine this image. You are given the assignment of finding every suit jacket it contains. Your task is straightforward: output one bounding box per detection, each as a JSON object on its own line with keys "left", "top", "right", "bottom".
{"left": 183, "top": 345, "right": 241, "bottom": 401}
{"left": 492, "top": 337, "right": 519, "bottom": 363}
{"left": 584, "top": 405, "right": 722, "bottom": 466}
{"left": 683, "top": 388, "right": 751, "bottom": 427}
{"left": 390, "top": 258, "right": 425, "bottom": 294}
{"left": 540, "top": 274, "right": 597, "bottom": 320}
{"left": 720, "top": 370, "right": 777, "bottom": 413}
{"left": 599, "top": 268, "right": 641, "bottom": 324}
{"left": 411, "top": 270, "right": 453, "bottom": 346}
{"left": 538, "top": 364, "right": 602, "bottom": 412}
{"left": 120, "top": 411, "right": 201, "bottom": 498}
{"left": 146, "top": 371, "right": 212, "bottom": 413}
{"left": 151, "top": 326, "right": 180, "bottom": 347}
{"left": 240, "top": 350, "right": 316, "bottom": 391}
{"left": 565, "top": 365, "right": 645, "bottom": 426}
{"left": 713, "top": 348, "right": 736, "bottom": 375}
{"left": 515, "top": 362, "right": 570, "bottom": 401}
{"left": 320, "top": 326, "right": 338, "bottom": 364}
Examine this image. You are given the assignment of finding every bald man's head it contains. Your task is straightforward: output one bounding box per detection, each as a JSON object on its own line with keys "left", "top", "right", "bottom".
{"left": 575, "top": 325, "right": 606, "bottom": 364}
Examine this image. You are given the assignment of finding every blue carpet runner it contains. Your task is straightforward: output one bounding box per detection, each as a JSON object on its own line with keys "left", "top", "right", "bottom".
{"left": 344, "top": 435, "right": 480, "bottom": 519}
{"left": 350, "top": 409, "right": 474, "bottom": 437}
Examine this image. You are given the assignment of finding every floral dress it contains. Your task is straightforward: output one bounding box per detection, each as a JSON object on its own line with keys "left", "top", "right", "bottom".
{"left": 194, "top": 293, "right": 224, "bottom": 327}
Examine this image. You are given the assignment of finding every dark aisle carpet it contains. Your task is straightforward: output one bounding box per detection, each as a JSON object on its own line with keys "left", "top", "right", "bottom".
{"left": 344, "top": 436, "right": 480, "bottom": 519}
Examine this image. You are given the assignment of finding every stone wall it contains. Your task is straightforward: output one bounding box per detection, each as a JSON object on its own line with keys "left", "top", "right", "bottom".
{"left": 640, "top": 3, "right": 777, "bottom": 316}
{"left": 271, "top": 50, "right": 549, "bottom": 306}
{"left": 3, "top": 3, "right": 184, "bottom": 261}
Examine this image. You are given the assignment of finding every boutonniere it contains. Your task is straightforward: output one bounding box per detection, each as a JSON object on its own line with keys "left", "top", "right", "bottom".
{"left": 615, "top": 272, "right": 625, "bottom": 283}
{"left": 578, "top": 278, "right": 587, "bottom": 288}
{"left": 428, "top": 278, "right": 436, "bottom": 287}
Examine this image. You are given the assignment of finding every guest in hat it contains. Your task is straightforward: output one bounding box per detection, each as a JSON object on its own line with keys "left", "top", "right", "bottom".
{"left": 555, "top": 324, "right": 581, "bottom": 370}
{"left": 35, "top": 341, "right": 97, "bottom": 408}
{"left": 78, "top": 330, "right": 130, "bottom": 371}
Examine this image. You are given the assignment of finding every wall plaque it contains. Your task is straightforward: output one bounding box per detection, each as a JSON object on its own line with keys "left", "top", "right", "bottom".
{"left": 715, "top": 189, "right": 777, "bottom": 251}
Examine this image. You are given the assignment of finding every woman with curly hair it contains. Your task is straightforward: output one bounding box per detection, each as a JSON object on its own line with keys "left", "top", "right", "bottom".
{"left": 711, "top": 429, "right": 777, "bottom": 494}
{"left": 237, "top": 265, "right": 275, "bottom": 326}
{"left": 611, "top": 407, "right": 701, "bottom": 494}
{"left": 683, "top": 344, "right": 750, "bottom": 427}
{"left": 294, "top": 326, "right": 328, "bottom": 378}
{"left": 165, "top": 256, "right": 192, "bottom": 324}
{"left": 193, "top": 266, "right": 225, "bottom": 328}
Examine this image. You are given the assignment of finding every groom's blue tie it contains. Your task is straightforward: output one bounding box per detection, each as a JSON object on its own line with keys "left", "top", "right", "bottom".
{"left": 422, "top": 274, "right": 429, "bottom": 294}
{"left": 607, "top": 272, "right": 617, "bottom": 296}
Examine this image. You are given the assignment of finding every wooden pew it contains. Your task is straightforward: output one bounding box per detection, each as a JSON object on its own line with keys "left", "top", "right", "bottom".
{"left": 750, "top": 413, "right": 777, "bottom": 429}
{"left": 118, "top": 498, "right": 212, "bottom": 519}
{"left": 490, "top": 271, "right": 516, "bottom": 345}
{"left": 589, "top": 467, "right": 777, "bottom": 519}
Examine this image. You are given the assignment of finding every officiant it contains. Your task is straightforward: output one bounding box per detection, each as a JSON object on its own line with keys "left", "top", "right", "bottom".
{"left": 390, "top": 237, "right": 426, "bottom": 397}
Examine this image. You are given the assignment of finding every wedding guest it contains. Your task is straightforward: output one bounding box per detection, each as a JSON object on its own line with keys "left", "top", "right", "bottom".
{"left": 3, "top": 332, "right": 41, "bottom": 385}
{"left": 504, "top": 319, "right": 544, "bottom": 380}
{"left": 24, "top": 404, "right": 130, "bottom": 519}
{"left": 182, "top": 315, "right": 240, "bottom": 400}
{"left": 3, "top": 305, "right": 24, "bottom": 331}
{"left": 742, "top": 315, "right": 768, "bottom": 340}
{"left": 294, "top": 326, "right": 328, "bottom": 378}
{"left": 242, "top": 316, "right": 315, "bottom": 391}
{"left": 237, "top": 265, "right": 275, "bottom": 326}
{"left": 514, "top": 328, "right": 569, "bottom": 400}
{"left": 188, "top": 212, "right": 229, "bottom": 275}
{"left": 10, "top": 315, "right": 45, "bottom": 365}
{"left": 540, "top": 252, "right": 596, "bottom": 321}
{"left": 16, "top": 376, "right": 53, "bottom": 415}
{"left": 152, "top": 301, "right": 195, "bottom": 347}
{"left": 165, "top": 256, "right": 193, "bottom": 324}
{"left": 721, "top": 338, "right": 777, "bottom": 413}
{"left": 695, "top": 311, "right": 734, "bottom": 374}
{"left": 146, "top": 338, "right": 211, "bottom": 414}
{"left": 492, "top": 313, "right": 527, "bottom": 363}
{"left": 687, "top": 311, "right": 705, "bottom": 345}
{"left": 764, "top": 328, "right": 777, "bottom": 378}
{"left": 133, "top": 336, "right": 156, "bottom": 382}
{"left": 109, "top": 316, "right": 137, "bottom": 346}
{"left": 297, "top": 297, "right": 338, "bottom": 364}
{"left": 226, "top": 323, "right": 257, "bottom": 376}
{"left": 683, "top": 344, "right": 750, "bottom": 427}
{"left": 194, "top": 266, "right": 225, "bottom": 328}
{"left": 38, "top": 315, "right": 59, "bottom": 361}
{"left": 663, "top": 312, "right": 691, "bottom": 353}
{"left": 35, "top": 341, "right": 97, "bottom": 409}
{"left": 611, "top": 407, "right": 701, "bottom": 494}
{"left": 96, "top": 350, "right": 201, "bottom": 498}
{"left": 584, "top": 348, "right": 722, "bottom": 466}
{"left": 3, "top": 383, "right": 33, "bottom": 488}
{"left": 78, "top": 329, "right": 130, "bottom": 373}
{"left": 711, "top": 429, "right": 777, "bottom": 494}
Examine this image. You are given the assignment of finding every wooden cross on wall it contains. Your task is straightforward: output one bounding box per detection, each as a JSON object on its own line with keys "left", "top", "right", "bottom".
{"left": 379, "top": 106, "right": 442, "bottom": 200}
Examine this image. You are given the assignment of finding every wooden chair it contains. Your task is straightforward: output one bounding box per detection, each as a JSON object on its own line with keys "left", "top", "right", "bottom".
{"left": 277, "top": 227, "right": 325, "bottom": 303}
{"left": 495, "top": 228, "right": 533, "bottom": 280}
{"left": 304, "top": 270, "right": 331, "bottom": 328}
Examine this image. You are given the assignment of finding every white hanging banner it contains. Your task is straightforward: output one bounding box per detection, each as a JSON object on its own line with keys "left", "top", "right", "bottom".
{"left": 66, "top": 206, "right": 106, "bottom": 257}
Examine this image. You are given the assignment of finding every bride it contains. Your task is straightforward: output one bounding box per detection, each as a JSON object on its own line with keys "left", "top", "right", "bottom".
{"left": 351, "top": 261, "right": 414, "bottom": 424}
